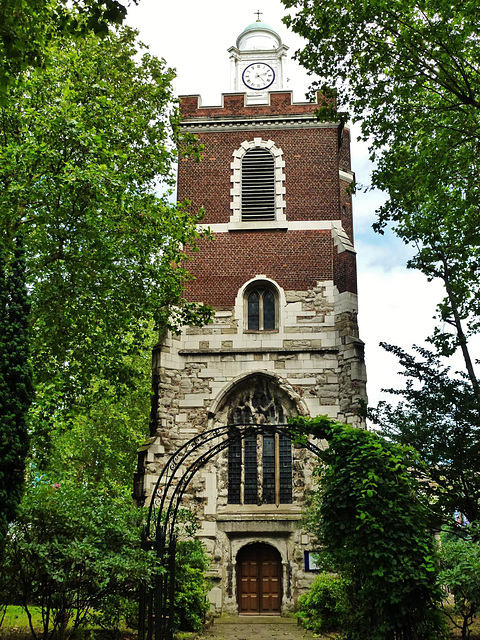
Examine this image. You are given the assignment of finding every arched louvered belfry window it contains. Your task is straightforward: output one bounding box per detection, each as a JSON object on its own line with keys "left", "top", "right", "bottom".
{"left": 241, "top": 147, "right": 275, "bottom": 221}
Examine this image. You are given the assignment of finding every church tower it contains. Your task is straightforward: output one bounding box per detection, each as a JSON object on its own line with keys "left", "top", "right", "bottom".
{"left": 136, "top": 17, "right": 367, "bottom": 615}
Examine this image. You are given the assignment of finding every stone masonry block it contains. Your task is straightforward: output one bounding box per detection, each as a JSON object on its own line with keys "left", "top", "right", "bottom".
{"left": 179, "top": 393, "right": 209, "bottom": 408}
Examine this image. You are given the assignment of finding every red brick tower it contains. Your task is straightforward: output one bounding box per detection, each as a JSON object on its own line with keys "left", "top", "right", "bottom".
{"left": 137, "top": 19, "right": 367, "bottom": 616}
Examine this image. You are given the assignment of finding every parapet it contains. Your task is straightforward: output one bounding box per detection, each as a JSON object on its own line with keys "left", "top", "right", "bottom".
{"left": 180, "top": 91, "right": 331, "bottom": 119}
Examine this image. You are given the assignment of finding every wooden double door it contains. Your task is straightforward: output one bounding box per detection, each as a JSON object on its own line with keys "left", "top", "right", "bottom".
{"left": 237, "top": 543, "right": 282, "bottom": 614}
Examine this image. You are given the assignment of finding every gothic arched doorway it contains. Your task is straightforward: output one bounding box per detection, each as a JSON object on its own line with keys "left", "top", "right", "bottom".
{"left": 237, "top": 543, "right": 282, "bottom": 614}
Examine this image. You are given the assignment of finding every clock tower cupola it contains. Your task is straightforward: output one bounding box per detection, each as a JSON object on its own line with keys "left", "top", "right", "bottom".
{"left": 228, "top": 14, "right": 288, "bottom": 103}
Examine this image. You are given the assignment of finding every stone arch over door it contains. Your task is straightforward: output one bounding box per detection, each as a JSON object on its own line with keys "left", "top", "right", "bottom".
{"left": 237, "top": 542, "right": 282, "bottom": 614}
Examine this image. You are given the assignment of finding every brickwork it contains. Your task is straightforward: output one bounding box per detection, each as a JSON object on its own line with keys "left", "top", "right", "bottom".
{"left": 179, "top": 126, "right": 343, "bottom": 225}
{"left": 339, "top": 182, "right": 353, "bottom": 241}
{"left": 185, "top": 230, "right": 333, "bottom": 307}
{"left": 338, "top": 126, "right": 352, "bottom": 172}
{"left": 333, "top": 247, "right": 358, "bottom": 295}
{"left": 180, "top": 90, "right": 329, "bottom": 119}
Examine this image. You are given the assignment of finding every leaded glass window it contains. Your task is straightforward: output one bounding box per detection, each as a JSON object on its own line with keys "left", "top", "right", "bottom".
{"left": 245, "top": 286, "right": 277, "bottom": 331}
{"left": 248, "top": 291, "right": 260, "bottom": 331}
{"left": 244, "top": 434, "right": 258, "bottom": 504}
{"left": 227, "top": 428, "right": 241, "bottom": 504}
{"left": 226, "top": 381, "right": 292, "bottom": 506}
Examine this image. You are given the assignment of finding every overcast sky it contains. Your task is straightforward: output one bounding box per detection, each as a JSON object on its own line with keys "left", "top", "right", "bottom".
{"left": 126, "top": 0, "right": 445, "bottom": 408}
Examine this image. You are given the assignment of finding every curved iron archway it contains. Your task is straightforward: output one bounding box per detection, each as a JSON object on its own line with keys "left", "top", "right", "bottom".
{"left": 138, "top": 423, "right": 322, "bottom": 640}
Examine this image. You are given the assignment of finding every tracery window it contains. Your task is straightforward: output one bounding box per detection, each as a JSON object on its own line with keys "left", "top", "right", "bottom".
{"left": 227, "top": 386, "right": 292, "bottom": 506}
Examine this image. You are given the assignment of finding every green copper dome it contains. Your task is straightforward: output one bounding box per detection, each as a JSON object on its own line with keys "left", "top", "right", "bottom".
{"left": 236, "top": 21, "right": 282, "bottom": 50}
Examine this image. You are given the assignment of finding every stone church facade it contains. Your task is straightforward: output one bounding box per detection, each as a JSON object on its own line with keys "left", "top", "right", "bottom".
{"left": 135, "top": 19, "right": 367, "bottom": 616}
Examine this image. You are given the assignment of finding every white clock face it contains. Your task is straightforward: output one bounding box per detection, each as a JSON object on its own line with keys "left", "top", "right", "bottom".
{"left": 242, "top": 63, "right": 275, "bottom": 90}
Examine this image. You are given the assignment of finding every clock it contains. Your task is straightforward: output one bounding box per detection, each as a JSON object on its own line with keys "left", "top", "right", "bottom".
{"left": 242, "top": 62, "right": 275, "bottom": 90}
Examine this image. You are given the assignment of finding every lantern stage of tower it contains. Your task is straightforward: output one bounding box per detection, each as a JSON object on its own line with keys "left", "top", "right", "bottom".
{"left": 228, "top": 19, "right": 288, "bottom": 103}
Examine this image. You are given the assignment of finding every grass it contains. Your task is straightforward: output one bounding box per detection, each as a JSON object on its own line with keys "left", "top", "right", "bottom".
{"left": 1, "top": 607, "right": 42, "bottom": 630}
{"left": 2, "top": 606, "right": 480, "bottom": 640}
{"left": 0, "top": 606, "right": 136, "bottom": 640}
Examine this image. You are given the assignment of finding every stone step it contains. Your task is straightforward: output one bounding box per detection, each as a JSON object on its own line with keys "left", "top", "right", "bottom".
{"left": 215, "top": 616, "right": 297, "bottom": 625}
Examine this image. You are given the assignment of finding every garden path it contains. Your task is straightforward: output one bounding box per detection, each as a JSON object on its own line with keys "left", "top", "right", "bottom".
{"left": 198, "top": 617, "right": 322, "bottom": 640}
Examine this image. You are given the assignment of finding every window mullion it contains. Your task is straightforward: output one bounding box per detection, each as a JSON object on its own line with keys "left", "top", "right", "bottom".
{"left": 275, "top": 433, "right": 280, "bottom": 507}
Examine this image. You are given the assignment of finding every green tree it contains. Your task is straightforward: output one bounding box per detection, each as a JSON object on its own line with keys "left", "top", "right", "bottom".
{"left": 2, "top": 481, "right": 150, "bottom": 640}
{"left": 0, "top": 234, "right": 33, "bottom": 552}
{"left": 370, "top": 345, "right": 480, "bottom": 530}
{"left": 282, "top": 0, "right": 480, "bottom": 532}
{"left": 0, "top": 0, "right": 135, "bottom": 98}
{"left": 292, "top": 416, "right": 446, "bottom": 640}
{"left": 31, "top": 343, "right": 152, "bottom": 487}
{"left": 281, "top": 1, "right": 480, "bottom": 393}
{"left": 1, "top": 22, "right": 213, "bottom": 625}
{"left": 438, "top": 538, "right": 480, "bottom": 640}
{"left": 0, "top": 26, "right": 211, "bottom": 462}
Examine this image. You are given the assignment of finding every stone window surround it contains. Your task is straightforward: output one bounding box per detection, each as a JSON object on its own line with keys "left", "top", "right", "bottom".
{"left": 230, "top": 138, "right": 286, "bottom": 224}
{"left": 235, "top": 276, "right": 286, "bottom": 334}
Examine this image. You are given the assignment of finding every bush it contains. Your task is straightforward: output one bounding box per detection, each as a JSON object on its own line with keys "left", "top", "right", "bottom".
{"left": 1, "top": 481, "right": 150, "bottom": 640}
{"left": 438, "top": 538, "right": 480, "bottom": 640}
{"left": 296, "top": 572, "right": 348, "bottom": 633}
{"left": 293, "top": 417, "right": 447, "bottom": 640}
{"left": 174, "top": 539, "right": 209, "bottom": 632}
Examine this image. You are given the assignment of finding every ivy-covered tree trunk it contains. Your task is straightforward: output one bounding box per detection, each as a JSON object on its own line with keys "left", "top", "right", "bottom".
{"left": 0, "top": 234, "right": 33, "bottom": 552}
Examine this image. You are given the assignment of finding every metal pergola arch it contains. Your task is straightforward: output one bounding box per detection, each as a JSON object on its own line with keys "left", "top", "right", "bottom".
{"left": 138, "top": 423, "right": 322, "bottom": 640}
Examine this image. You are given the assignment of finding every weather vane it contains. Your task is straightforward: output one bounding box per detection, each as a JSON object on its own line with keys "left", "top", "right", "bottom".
{"left": 255, "top": 10, "right": 263, "bottom": 22}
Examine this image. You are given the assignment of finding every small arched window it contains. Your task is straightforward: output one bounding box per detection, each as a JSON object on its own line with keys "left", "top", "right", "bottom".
{"left": 241, "top": 148, "right": 275, "bottom": 221}
{"left": 246, "top": 285, "right": 277, "bottom": 331}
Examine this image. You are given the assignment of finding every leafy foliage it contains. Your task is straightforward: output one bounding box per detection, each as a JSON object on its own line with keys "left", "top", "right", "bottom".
{"left": 0, "top": 25, "right": 211, "bottom": 452}
{"left": 370, "top": 344, "right": 480, "bottom": 530}
{"left": 282, "top": 0, "right": 480, "bottom": 141}
{"left": 174, "top": 540, "right": 210, "bottom": 632}
{"left": 438, "top": 538, "right": 480, "bottom": 640}
{"left": 2, "top": 481, "right": 151, "bottom": 640}
{"left": 282, "top": 0, "right": 480, "bottom": 393}
{"left": 0, "top": 0, "right": 135, "bottom": 98}
{"left": 292, "top": 415, "right": 446, "bottom": 640}
{"left": 1, "top": 18, "right": 212, "bottom": 638}
{"left": 296, "top": 571, "right": 348, "bottom": 634}
{"left": 282, "top": 0, "right": 480, "bottom": 553}
{"left": 29, "top": 343, "right": 151, "bottom": 479}
{"left": 0, "top": 234, "right": 33, "bottom": 552}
